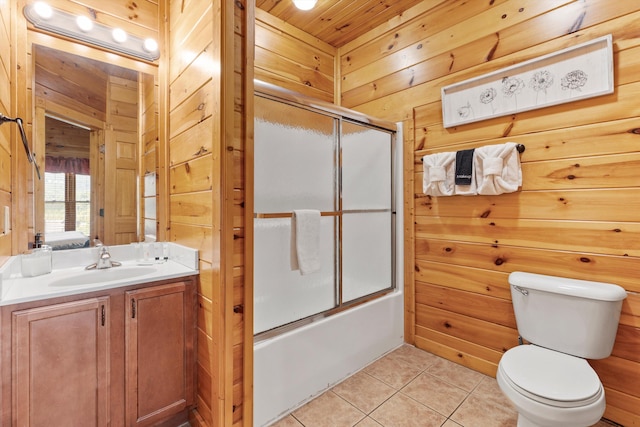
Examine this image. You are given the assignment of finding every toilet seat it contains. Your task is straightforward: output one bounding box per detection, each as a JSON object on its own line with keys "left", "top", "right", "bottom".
{"left": 500, "top": 345, "right": 602, "bottom": 408}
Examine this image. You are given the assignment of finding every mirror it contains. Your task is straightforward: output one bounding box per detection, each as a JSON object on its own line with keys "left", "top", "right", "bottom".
{"left": 32, "top": 44, "right": 158, "bottom": 249}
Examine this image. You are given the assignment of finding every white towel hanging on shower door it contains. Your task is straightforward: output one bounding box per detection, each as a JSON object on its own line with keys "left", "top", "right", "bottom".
{"left": 291, "top": 209, "right": 321, "bottom": 275}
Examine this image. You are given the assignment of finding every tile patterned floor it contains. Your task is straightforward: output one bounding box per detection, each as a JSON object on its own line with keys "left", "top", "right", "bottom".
{"left": 268, "top": 344, "right": 618, "bottom": 427}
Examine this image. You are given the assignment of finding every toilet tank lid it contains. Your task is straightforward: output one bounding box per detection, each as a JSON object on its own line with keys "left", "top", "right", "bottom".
{"left": 509, "top": 272, "right": 627, "bottom": 301}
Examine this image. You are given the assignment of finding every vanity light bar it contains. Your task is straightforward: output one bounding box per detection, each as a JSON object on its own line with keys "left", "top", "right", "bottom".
{"left": 24, "top": 2, "right": 160, "bottom": 62}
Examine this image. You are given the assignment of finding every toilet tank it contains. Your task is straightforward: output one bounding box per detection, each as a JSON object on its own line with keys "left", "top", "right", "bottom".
{"left": 508, "top": 271, "right": 627, "bottom": 359}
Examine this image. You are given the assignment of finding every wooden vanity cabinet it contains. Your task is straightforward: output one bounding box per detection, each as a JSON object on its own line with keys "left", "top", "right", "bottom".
{"left": 0, "top": 277, "right": 196, "bottom": 427}
{"left": 125, "top": 282, "right": 195, "bottom": 427}
{"left": 13, "top": 297, "right": 111, "bottom": 427}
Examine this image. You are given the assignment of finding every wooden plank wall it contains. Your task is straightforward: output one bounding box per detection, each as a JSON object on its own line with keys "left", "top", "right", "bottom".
{"left": 44, "top": 117, "right": 90, "bottom": 159}
{"left": 0, "top": 4, "right": 11, "bottom": 262}
{"left": 255, "top": 9, "right": 336, "bottom": 103}
{"left": 339, "top": 1, "right": 640, "bottom": 425}
{"left": 168, "top": 0, "right": 251, "bottom": 426}
{"left": 33, "top": 46, "right": 109, "bottom": 122}
{"left": 167, "top": 0, "right": 216, "bottom": 423}
{"left": 235, "top": 1, "right": 254, "bottom": 426}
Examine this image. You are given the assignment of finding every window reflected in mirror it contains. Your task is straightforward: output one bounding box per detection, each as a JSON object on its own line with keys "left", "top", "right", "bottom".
{"left": 44, "top": 172, "right": 91, "bottom": 236}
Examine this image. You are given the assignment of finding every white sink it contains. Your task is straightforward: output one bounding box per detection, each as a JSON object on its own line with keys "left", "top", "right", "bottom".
{"left": 48, "top": 266, "right": 157, "bottom": 287}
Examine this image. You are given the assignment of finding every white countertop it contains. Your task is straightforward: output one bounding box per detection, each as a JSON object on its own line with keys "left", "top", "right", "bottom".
{"left": 0, "top": 242, "right": 199, "bottom": 306}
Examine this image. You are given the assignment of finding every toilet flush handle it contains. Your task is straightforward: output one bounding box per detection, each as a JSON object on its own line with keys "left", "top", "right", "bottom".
{"left": 512, "top": 285, "right": 529, "bottom": 296}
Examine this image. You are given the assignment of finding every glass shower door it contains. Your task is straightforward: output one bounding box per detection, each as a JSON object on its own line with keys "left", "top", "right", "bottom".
{"left": 341, "top": 121, "right": 393, "bottom": 303}
{"left": 253, "top": 96, "right": 338, "bottom": 334}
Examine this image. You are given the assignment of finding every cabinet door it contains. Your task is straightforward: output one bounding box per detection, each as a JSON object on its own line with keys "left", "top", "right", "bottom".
{"left": 13, "top": 297, "right": 110, "bottom": 427}
{"left": 125, "top": 282, "right": 194, "bottom": 427}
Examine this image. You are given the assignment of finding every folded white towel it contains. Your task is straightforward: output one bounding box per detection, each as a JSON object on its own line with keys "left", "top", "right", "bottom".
{"left": 474, "top": 142, "right": 522, "bottom": 195}
{"left": 291, "top": 210, "right": 321, "bottom": 275}
{"left": 422, "top": 152, "right": 456, "bottom": 196}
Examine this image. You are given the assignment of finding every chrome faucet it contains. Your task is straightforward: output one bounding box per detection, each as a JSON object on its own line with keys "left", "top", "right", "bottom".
{"left": 86, "top": 245, "right": 122, "bottom": 270}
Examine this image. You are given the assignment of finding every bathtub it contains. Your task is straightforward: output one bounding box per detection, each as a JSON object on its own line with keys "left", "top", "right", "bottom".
{"left": 253, "top": 288, "right": 404, "bottom": 426}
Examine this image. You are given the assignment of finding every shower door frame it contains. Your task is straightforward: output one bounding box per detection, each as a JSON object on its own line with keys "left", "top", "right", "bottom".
{"left": 253, "top": 80, "right": 398, "bottom": 341}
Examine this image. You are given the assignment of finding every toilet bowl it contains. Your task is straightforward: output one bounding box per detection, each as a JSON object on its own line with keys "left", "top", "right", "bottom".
{"left": 497, "top": 345, "right": 605, "bottom": 427}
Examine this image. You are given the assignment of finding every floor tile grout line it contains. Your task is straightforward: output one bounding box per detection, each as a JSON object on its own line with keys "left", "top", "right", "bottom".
{"left": 367, "top": 369, "right": 424, "bottom": 414}
{"left": 326, "top": 389, "right": 368, "bottom": 420}
{"left": 396, "top": 386, "right": 469, "bottom": 421}
{"left": 444, "top": 385, "right": 475, "bottom": 426}
{"left": 331, "top": 371, "right": 411, "bottom": 424}
{"left": 290, "top": 413, "right": 304, "bottom": 426}
{"left": 396, "top": 366, "right": 480, "bottom": 424}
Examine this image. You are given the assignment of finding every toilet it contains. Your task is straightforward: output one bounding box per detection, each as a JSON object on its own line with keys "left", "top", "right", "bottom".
{"left": 497, "top": 271, "right": 627, "bottom": 427}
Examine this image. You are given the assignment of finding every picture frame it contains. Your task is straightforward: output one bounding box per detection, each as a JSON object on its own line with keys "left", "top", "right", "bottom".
{"left": 441, "top": 34, "right": 614, "bottom": 128}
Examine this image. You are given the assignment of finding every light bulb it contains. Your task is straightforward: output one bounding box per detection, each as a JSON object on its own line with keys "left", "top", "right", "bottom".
{"left": 293, "top": 0, "right": 317, "bottom": 11}
{"left": 112, "top": 28, "right": 127, "bottom": 43}
{"left": 143, "top": 38, "right": 158, "bottom": 53}
{"left": 76, "top": 15, "right": 93, "bottom": 32}
{"left": 33, "top": 1, "right": 53, "bottom": 19}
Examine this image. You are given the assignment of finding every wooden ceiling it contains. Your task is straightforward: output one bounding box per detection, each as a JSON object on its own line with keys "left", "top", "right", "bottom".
{"left": 256, "top": 0, "right": 425, "bottom": 47}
